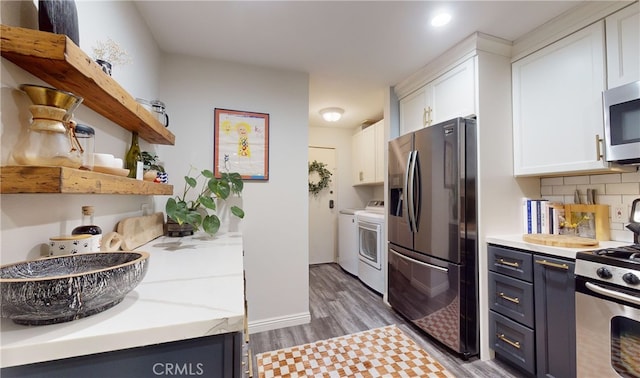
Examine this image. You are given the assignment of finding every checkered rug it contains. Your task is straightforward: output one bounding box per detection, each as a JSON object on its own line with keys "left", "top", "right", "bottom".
{"left": 256, "top": 325, "right": 455, "bottom": 378}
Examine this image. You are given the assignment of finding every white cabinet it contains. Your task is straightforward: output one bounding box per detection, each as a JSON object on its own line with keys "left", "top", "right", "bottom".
{"left": 352, "top": 120, "right": 384, "bottom": 185}
{"left": 605, "top": 3, "right": 639, "bottom": 88}
{"left": 431, "top": 58, "right": 476, "bottom": 125}
{"left": 512, "top": 21, "right": 608, "bottom": 176}
{"left": 399, "top": 58, "right": 475, "bottom": 136}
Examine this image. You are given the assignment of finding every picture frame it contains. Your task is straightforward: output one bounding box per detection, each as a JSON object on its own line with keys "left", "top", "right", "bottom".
{"left": 214, "top": 108, "right": 269, "bottom": 180}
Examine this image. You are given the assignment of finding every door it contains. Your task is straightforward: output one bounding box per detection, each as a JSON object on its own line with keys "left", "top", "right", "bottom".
{"left": 358, "top": 220, "right": 381, "bottom": 269}
{"left": 308, "top": 147, "right": 337, "bottom": 264}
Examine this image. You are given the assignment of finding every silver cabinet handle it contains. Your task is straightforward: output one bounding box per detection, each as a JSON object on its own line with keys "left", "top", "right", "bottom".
{"left": 585, "top": 282, "right": 640, "bottom": 306}
{"left": 390, "top": 249, "right": 448, "bottom": 272}
{"left": 535, "top": 259, "right": 569, "bottom": 270}
{"left": 595, "top": 134, "right": 603, "bottom": 161}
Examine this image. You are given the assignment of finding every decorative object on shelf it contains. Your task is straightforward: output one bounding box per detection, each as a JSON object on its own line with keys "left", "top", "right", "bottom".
{"left": 38, "top": 0, "right": 80, "bottom": 45}
{"left": 91, "top": 37, "right": 131, "bottom": 76}
{"left": 214, "top": 108, "right": 269, "bottom": 180}
{"left": 141, "top": 151, "right": 168, "bottom": 183}
{"left": 71, "top": 206, "right": 102, "bottom": 252}
{"left": 165, "top": 166, "right": 245, "bottom": 237}
{"left": 74, "top": 124, "right": 95, "bottom": 170}
{"left": 308, "top": 160, "right": 332, "bottom": 196}
{"left": 12, "top": 84, "right": 84, "bottom": 168}
{"left": 136, "top": 98, "right": 169, "bottom": 127}
{"left": 125, "top": 131, "right": 141, "bottom": 179}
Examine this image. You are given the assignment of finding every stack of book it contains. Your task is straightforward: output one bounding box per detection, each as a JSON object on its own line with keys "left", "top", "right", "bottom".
{"left": 522, "top": 198, "right": 564, "bottom": 234}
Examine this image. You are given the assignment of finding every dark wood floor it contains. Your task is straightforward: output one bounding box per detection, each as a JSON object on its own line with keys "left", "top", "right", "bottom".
{"left": 249, "top": 263, "right": 524, "bottom": 377}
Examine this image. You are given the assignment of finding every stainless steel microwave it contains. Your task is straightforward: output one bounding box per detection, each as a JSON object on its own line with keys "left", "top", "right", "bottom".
{"left": 603, "top": 80, "right": 640, "bottom": 164}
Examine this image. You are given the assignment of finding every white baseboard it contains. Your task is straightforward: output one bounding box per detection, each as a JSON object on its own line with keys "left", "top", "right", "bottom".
{"left": 248, "top": 312, "right": 311, "bottom": 334}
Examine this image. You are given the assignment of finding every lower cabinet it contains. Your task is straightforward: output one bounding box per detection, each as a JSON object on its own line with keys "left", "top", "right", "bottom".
{"left": 1, "top": 332, "right": 244, "bottom": 378}
{"left": 488, "top": 244, "right": 576, "bottom": 378}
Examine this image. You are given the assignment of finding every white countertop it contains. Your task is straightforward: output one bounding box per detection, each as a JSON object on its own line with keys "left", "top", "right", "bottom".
{"left": 0, "top": 232, "right": 245, "bottom": 368}
{"left": 486, "top": 234, "right": 629, "bottom": 259}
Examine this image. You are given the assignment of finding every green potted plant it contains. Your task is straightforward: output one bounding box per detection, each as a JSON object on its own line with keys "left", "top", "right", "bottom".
{"left": 165, "top": 166, "right": 245, "bottom": 237}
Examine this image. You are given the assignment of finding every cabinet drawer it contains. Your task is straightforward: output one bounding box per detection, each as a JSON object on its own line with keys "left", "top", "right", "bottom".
{"left": 489, "top": 311, "right": 535, "bottom": 376}
{"left": 488, "top": 245, "right": 532, "bottom": 282}
{"left": 488, "top": 271, "right": 534, "bottom": 328}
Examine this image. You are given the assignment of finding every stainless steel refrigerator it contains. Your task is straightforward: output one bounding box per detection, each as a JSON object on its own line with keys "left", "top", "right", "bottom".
{"left": 387, "top": 117, "right": 478, "bottom": 359}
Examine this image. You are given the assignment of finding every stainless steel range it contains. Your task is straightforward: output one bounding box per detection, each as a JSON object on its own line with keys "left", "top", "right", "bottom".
{"left": 575, "top": 244, "right": 640, "bottom": 378}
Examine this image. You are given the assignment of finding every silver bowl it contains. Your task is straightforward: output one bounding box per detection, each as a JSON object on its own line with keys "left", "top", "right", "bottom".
{"left": 0, "top": 251, "right": 149, "bottom": 325}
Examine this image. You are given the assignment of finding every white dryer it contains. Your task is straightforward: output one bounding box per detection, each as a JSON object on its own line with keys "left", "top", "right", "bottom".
{"left": 356, "top": 201, "right": 385, "bottom": 294}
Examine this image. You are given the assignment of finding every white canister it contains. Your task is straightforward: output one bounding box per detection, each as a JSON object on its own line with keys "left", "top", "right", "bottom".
{"left": 48, "top": 234, "right": 92, "bottom": 256}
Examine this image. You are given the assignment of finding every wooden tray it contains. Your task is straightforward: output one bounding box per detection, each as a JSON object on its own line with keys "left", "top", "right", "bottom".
{"left": 523, "top": 234, "right": 599, "bottom": 248}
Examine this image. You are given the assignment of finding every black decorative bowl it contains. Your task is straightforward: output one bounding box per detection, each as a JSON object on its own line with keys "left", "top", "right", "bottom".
{"left": 0, "top": 251, "right": 149, "bottom": 325}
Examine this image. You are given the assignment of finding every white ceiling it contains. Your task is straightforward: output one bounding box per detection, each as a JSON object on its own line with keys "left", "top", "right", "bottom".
{"left": 134, "top": 1, "right": 585, "bottom": 129}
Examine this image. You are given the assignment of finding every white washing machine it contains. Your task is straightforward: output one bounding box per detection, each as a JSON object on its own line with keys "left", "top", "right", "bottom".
{"left": 357, "top": 201, "right": 385, "bottom": 294}
{"left": 338, "top": 209, "right": 362, "bottom": 276}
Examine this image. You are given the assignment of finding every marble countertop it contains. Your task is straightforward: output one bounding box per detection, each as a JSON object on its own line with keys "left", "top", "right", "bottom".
{"left": 0, "top": 232, "right": 245, "bottom": 368}
{"left": 486, "top": 234, "right": 629, "bottom": 259}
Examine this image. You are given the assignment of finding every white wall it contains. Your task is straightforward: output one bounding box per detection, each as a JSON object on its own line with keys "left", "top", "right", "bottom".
{"left": 157, "top": 54, "right": 310, "bottom": 332}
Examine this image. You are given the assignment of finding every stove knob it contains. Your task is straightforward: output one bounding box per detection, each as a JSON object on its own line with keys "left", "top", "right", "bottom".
{"left": 596, "top": 267, "right": 613, "bottom": 279}
{"left": 623, "top": 273, "right": 640, "bottom": 286}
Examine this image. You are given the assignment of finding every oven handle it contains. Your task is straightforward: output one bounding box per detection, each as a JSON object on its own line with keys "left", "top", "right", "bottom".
{"left": 585, "top": 282, "right": 640, "bottom": 306}
{"left": 389, "top": 249, "right": 448, "bottom": 273}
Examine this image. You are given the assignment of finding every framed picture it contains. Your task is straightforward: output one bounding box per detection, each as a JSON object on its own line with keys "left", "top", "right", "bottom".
{"left": 214, "top": 108, "right": 269, "bottom": 180}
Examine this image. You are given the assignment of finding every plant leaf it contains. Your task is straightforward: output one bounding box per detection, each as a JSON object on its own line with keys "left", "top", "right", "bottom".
{"left": 185, "top": 176, "right": 197, "bottom": 188}
{"left": 231, "top": 206, "right": 245, "bottom": 219}
{"left": 202, "top": 215, "right": 221, "bottom": 235}
{"left": 202, "top": 169, "right": 214, "bottom": 178}
{"left": 200, "top": 196, "right": 216, "bottom": 210}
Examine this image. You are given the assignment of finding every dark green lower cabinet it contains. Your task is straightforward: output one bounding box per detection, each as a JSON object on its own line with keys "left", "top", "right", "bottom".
{"left": 1, "top": 332, "right": 243, "bottom": 378}
{"left": 533, "top": 255, "right": 576, "bottom": 378}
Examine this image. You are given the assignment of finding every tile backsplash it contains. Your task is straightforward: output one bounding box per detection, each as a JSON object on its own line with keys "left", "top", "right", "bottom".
{"left": 540, "top": 170, "right": 640, "bottom": 242}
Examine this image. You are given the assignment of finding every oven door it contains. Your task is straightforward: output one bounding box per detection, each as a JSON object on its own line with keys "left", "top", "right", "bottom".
{"left": 575, "top": 276, "right": 640, "bottom": 378}
{"left": 358, "top": 220, "right": 381, "bottom": 270}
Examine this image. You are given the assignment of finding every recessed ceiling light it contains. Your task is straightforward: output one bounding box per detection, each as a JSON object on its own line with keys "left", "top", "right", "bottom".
{"left": 431, "top": 12, "right": 452, "bottom": 27}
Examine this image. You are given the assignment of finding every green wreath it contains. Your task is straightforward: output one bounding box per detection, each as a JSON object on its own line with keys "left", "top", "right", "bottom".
{"left": 308, "top": 160, "right": 332, "bottom": 196}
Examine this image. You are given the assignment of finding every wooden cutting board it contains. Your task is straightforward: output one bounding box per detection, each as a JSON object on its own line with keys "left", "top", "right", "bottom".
{"left": 117, "top": 212, "right": 164, "bottom": 250}
{"left": 523, "top": 234, "right": 599, "bottom": 248}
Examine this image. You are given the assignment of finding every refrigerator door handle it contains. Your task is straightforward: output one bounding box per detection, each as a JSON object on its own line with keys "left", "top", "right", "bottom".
{"left": 406, "top": 150, "right": 417, "bottom": 232}
{"left": 389, "top": 248, "right": 448, "bottom": 273}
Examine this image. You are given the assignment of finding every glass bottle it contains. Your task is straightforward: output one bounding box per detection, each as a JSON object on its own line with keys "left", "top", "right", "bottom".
{"left": 125, "top": 131, "right": 141, "bottom": 178}
{"left": 71, "top": 206, "right": 102, "bottom": 252}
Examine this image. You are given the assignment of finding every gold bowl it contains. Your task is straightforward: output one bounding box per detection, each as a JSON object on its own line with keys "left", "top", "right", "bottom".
{"left": 19, "top": 84, "right": 83, "bottom": 114}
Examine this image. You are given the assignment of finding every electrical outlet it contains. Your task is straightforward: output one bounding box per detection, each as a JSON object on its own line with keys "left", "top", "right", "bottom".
{"left": 614, "top": 206, "right": 627, "bottom": 222}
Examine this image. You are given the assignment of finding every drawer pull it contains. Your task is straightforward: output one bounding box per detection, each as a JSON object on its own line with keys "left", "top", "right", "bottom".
{"left": 535, "top": 259, "right": 569, "bottom": 270}
{"left": 497, "top": 258, "right": 520, "bottom": 268}
{"left": 497, "top": 333, "right": 521, "bottom": 349}
{"left": 499, "top": 292, "right": 520, "bottom": 304}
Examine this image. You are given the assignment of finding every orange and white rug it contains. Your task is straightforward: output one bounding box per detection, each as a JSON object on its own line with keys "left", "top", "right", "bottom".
{"left": 256, "top": 324, "right": 455, "bottom": 378}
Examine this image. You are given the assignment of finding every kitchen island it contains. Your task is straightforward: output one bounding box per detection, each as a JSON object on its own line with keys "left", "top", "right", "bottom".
{"left": 0, "top": 232, "right": 245, "bottom": 377}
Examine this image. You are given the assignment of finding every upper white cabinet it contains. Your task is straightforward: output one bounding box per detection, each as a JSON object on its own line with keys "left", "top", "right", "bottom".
{"left": 512, "top": 22, "right": 608, "bottom": 176}
{"left": 605, "top": 3, "right": 640, "bottom": 88}
{"left": 399, "top": 58, "right": 475, "bottom": 136}
{"left": 352, "top": 120, "right": 384, "bottom": 185}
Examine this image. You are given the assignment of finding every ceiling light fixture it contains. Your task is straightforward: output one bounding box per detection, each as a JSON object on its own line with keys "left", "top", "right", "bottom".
{"left": 431, "top": 12, "right": 452, "bottom": 27}
{"left": 320, "top": 107, "right": 344, "bottom": 122}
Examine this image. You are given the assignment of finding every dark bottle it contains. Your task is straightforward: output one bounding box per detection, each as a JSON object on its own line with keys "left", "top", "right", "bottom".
{"left": 72, "top": 206, "right": 102, "bottom": 252}
{"left": 125, "top": 131, "right": 141, "bottom": 178}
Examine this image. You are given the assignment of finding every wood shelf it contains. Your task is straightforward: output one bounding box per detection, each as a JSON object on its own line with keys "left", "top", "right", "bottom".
{"left": 1, "top": 166, "right": 174, "bottom": 195}
{"left": 0, "top": 24, "right": 175, "bottom": 145}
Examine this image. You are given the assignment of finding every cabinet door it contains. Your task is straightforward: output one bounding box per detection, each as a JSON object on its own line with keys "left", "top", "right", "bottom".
{"left": 431, "top": 58, "right": 476, "bottom": 124}
{"left": 352, "top": 126, "right": 376, "bottom": 185}
{"left": 399, "top": 86, "right": 429, "bottom": 136}
{"left": 534, "top": 256, "right": 576, "bottom": 378}
{"left": 374, "top": 120, "right": 385, "bottom": 182}
{"left": 512, "top": 22, "right": 607, "bottom": 176}
{"left": 606, "top": 3, "right": 640, "bottom": 88}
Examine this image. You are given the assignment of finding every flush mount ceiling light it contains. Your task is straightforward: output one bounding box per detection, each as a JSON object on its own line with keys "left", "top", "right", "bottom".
{"left": 320, "top": 107, "right": 344, "bottom": 122}
{"left": 431, "top": 12, "right": 452, "bottom": 27}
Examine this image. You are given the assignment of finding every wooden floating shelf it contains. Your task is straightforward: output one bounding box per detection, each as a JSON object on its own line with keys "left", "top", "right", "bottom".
{"left": 1, "top": 166, "right": 174, "bottom": 195}
{"left": 0, "top": 24, "right": 175, "bottom": 145}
